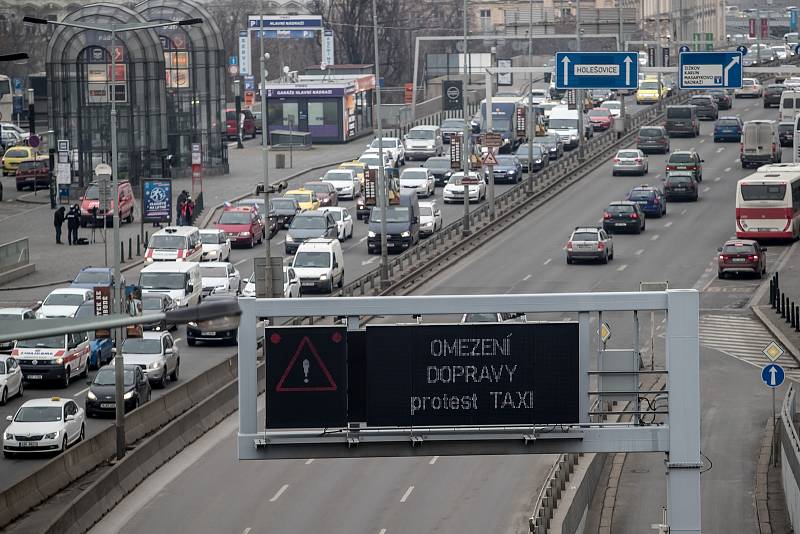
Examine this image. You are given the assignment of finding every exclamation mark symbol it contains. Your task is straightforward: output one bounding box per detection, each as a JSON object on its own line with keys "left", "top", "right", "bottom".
{"left": 302, "top": 358, "right": 310, "bottom": 383}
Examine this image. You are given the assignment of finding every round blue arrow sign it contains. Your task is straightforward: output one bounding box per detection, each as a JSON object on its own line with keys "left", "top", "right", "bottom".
{"left": 737, "top": 45, "right": 748, "bottom": 56}
{"left": 679, "top": 45, "right": 691, "bottom": 53}
{"left": 795, "top": 44, "right": 800, "bottom": 56}
{"left": 761, "top": 363, "right": 785, "bottom": 388}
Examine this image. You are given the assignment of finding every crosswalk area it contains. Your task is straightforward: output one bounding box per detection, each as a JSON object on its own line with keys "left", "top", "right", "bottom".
{"left": 699, "top": 314, "right": 800, "bottom": 382}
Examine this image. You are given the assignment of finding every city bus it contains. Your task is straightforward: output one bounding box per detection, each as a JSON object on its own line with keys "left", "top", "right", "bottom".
{"left": 0, "top": 75, "right": 12, "bottom": 123}
{"left": 735, "top": 163, "right": 800, "bottom": 240}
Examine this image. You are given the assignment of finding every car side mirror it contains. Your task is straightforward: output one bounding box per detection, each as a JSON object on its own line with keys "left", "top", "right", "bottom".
{"left": 6, "top": 415, "right": 12, "bottom": 422}
{"left": 187, "top": 283, "right": 194, "bottom": 293}
{"left": 762, "top": 247, "right": 768, "bottom": 252}
{"left": 65, "top": 415, "right": 75, "bottom": 422}
{"left": 165, "top": 348, "right": 173, "bottom": 355}
{"left": 333, "top": 261, "right": 339, "bottom": 269}
{"left": 87, "top": 380, "right": 93, "bottom": 386}
{"left": 111, "top": 347, "right": 117, "bottom": 354}
{"left": 37, "top": 300, "right": 42, "bottom": 306}
{"left": 701, "top": 159, "right": 705, "bottom": 162}
{"left": 717, "top": 247, "right": 723, "bottom": 252}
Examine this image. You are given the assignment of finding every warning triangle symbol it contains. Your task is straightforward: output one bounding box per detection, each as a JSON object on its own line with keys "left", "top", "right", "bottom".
{"left": 275, "top": 336, "right": 338, "bottom": 392}
{"left": 482, "top": 151, "right": 498, "bottom": 165}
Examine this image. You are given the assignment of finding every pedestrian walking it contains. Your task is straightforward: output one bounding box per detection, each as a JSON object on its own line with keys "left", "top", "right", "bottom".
{"left": 176, "top": 190, "right": 188, "bottom": 225}
{"left": 53, "top": 206, "right": 65, "bottom": 244}
{"left": 181, "top": 196, "right": 194, "bottom": 226}
{"left": 66, "top": 204, "right": 79, "bottom": 245}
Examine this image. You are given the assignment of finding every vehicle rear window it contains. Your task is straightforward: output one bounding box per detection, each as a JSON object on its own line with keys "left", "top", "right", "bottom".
{"left": 226, "top": 111, "right": 236, "bottom": 120}
{"left": 669, "top": 153, "right": 694, "bottom": 163}
{"left": 717, "top": 119, "right": 740, "bottom": 126}
{"left": 723, "top": 244, "right": 756, "bottom": 254}
{"left": 667, "top": 107, "right": 691, "bottom": 119}
{"left": 617, "top": 150, "right": 640, "bottom": 158}
{"left": 783, "top": 97, "right": 794, "bottom": 109}
{"left": 740, "top": 184, "right": 786, "bottom": 201}
{"left": 638, "top": 128, "right": 663, "bottom": 137}
{"left": 628, "top": 190, "right": 654, "bottom": 201}
{"left": 667, "top": 174, "right": 692, "bottom": 184}
{"left": 690, "top": 97, "right": 712, "bottom": 104}
{"left": 572, "top": 232, "right": 598, "bottom": 241}
{"left": 607, "top": 204, "right": 633, "bottom": 213}
{"left": 743, "top": 79, "right": 755, "bottom": 86}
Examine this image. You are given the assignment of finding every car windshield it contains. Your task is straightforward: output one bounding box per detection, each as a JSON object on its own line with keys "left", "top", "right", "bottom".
{"left": 548, "top": 118, "right": 577, "bottom": 129}
{"left": 604, "top": 101, "right": 621, "bottom": 109}
{"left": 780, "top": 123, "right": 794, "bottom": 133}
{"left": 150, "top": 235, "right": 185, "bottom": 249}
{"left": 463, "top": 313, "right": 499, "bottom": 322}
{"left": 139, "top": 273, "right": 186, "bottom": 290}
{"left": 4, "top": 148, "right": 29, "bottom": 158}
{"left": 496, "top": 156, "right": 516, "bottom": 165}
{"left": 200, "top": 232, "right": 222, "bottom": 244}
{"left": 424, "top": 158, "right": 450, "bottom": 170}
{"left": 94, "top": 368, "right": 135, "bottom": 386}
{"left": 441, "top": 119, "right": 464, "bottom": 129}
{"left": 740, "top": 184, "right": 787, "bottom": 201}
{"left": 218, "top": 212, "right": 250, "bottom": 225}
{"left": 572, "top": 232, "right": 598, "bottom": 241}
{"left": 15, "top": 406, "right": 62, "bottom": 422}
{"left": 617, "top": 150, "right": 640, "bottom": 158}
{"left": 370, "top": 206, "right": 410, "bottom": 223}
{"left": 16, "top": 335, "right": 64, "bottom": 349}
{"left": 401, "top": 169, "right": 427, "bottom": 180}
{"left": 324, "top": 171, "right": 351, "bottom": 182}
{"left": 359, "top": 156, "right": 380, "bottom": 166}
{"left": 717, "top": 119, "right": 740, "bottom": 126}
{"left": 142, "top": 297, "right": 163, "bottom": 311}
{"left": 669, "top": 153, "right": 694, "bottom": 163}
{"left": 328, "top": 210, "right": 343, "bottom": 221}
{"left": 588, "top": 109, "right": 609, "bottom": 117}
{"left": 370, "top": 139, "right": 398, "bottom": 149}
{"left": 294, "top": 251, "right": 331, "bottom": 268}
{"left": 291, "top": 216, "right": 325, "bottom": 229}
{"left": 517, "top": 146, "right": 543, "bottom": 157}
{"left": 607, "top": 204, "right": 634, "bottom": 213}
{"left": 286, "top": 192, "right": 313, "bottom": 204}
{"left": 236, "top": 199, "right": 263, "bottom": 210}
{"left": 723, "top": 244, "right": 757, "bottom": 254}
{"left": 639, "top": 128, "right": 663, "bottom": 137}
{"left": 447, "top": 174, "right": 479, "bottom": 185}
{"left": 767, "top": 85, "right": 786, "bottom": 92}
{"left": 640, "top": 81, "right": 660, "bottom": 90}
{"left": 200, "top": 266, "right": 228, "bottom": 278}
{"left": 73, "top": 271, "right": 110, "bottom": 284}
{"left": 43, "top": 293, "right": 84, "bottom": 306}
{"left": 272, "top": 199, "right": 297, "bottom": 209}
{"left": 407, "top": 129, "right": 435, "bottom": 139}
{"left": 419, "top": 206, "right": 434, "bottom": 216}
{"left": 122, "top": 338, "right": 162, "bottom": 354}
{"left": 667, "top": 107, "right": 691, "bottom": 118}
{"left": 84, "top": 184, "right": 100, "bottom": 200}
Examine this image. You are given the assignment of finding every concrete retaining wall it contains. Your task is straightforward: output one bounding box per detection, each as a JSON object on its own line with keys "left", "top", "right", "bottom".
{"left": 560, "top": 453, "right": 608, "bottom": 534}
{"left": 780, "top": 385, "right": 800, "bottom": 530}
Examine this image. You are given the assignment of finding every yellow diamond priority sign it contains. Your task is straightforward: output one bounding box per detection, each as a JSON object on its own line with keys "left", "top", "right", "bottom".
{"left": 600, "top": 322, "right": 611, "bottom": 343}
{"left": 763, "top": 341, "right": 784, "bottom": 362}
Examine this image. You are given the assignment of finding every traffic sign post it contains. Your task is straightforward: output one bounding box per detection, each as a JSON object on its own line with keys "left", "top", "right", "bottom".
{"left": 554, "top": 51, "right": 638, "bottom": 90}
{"left": 678, "top": 52, "right": 743, "bottom": 89}
{"left": 762, "top": 362, "right": 786, "bottom": 468}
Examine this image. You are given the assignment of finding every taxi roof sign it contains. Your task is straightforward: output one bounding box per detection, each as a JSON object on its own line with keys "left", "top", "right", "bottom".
{"left": 763, "top": 341, "right": 784, "bottom": 362}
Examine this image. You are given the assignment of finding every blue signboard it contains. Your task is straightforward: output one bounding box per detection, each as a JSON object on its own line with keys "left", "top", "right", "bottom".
{"left": 554, "top": 52, "right": 638, "bottom": 90}
{"left": 229, "top": 55, "right": 237, "bottom": 66}
{"left": 248, "top": 15, "right": 323, "bottom": 30}
{"left": 761, "top": 363, "right": 785, "bottom": 388}
{"left": 243, "top": 76, "right": 255, "bottom": 91}
{"left": 142, "top": 179, "right": 172, "bottom": 223}
{"left": 256, "top": 29, "right": 316, "bottom": 39}
{"left": 678, "top": 52, "right": 743, "bottom": 89}
{"left": 791, "top": 9, "right": 798, "bottom": 33}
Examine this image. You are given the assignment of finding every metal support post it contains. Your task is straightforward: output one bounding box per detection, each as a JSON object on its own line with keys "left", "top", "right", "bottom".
{"left": 238, "top": 298, "right": 258, "bottom": 438}
{"left": 527, "top": 0, "right": 535, "bottom": 194}
{"left": 234, "top": 79, "right": 243, "bottom": 149}
{"left": 485, "top": 69, "right": 495, "bottom": 221}
{"left": 576, "top": 1, "right": 585, "bottom": 161}
{"left": 260, "top": 2, "right": 273, "bottom": 299}
{"left": 461, "top": 0, "right": 471, "bottom": 237}
{"left": 373, "top": 0, "right": 390, "bottom": 289}
{"left": 27, "top": 88, "right": 34, "bottom": 135}
{"left": 756, "top": 7, "right": 762, "bottom": 65}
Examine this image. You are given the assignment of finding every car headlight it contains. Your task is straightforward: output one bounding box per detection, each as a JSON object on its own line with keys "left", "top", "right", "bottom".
{"left": 44, "top": 431, "right": 59, "bottom": 439}
{"left": 401, "top": 231, "right": 410, "bottom": 238}
{"left": 534, "top": 159, "right": 542, "bottom": 164}
{"left": 123, "top": 391, "right": 134, "bottom": 400}
{"left": 285, "top": 235, "right": 294, "bottom": 242}
{"left": 54, "top": 357, "right": 63, "bottom": 365}
{"left": 240, "top": 231, "right": 250, "bottom": 237}
{"left": 570, "top": 135, "right": 578, "bottom": 140}
{"left": 508, "top": 170, "right": 516, "bottom": 175}
{"left": 319, "top": 274, "right": 329, "bottom": 280}
{"left": 368, "top": 230, "right": 376, "bottom": 237}
{"left": 423, "top": 221, "right": 433, "bottom": 227}
{"left": 188, "top": 321, "right": 197, "bottom": 327}
{"left": 4, "top": 432, "right": 13, "bottom": 440}
{"left": 87, "top": 391, "right": 97, "bottom": 400}
{"left": 149, "top": 360, "right": 162, "bottom": 369}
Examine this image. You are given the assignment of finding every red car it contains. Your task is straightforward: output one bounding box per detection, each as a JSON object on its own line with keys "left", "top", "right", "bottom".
{"left": 225, "top": 109, "right": 256, "bottom": 141}
{"left": 15, "top": 157, "right": 50, "bottom": 191}
{"left": 215, "top": 206, "right": 265, "bottom": 248}
{"left": 718, "top": 239, "right": 767, "bottom": 279}
{"left": 587, "top": 108, "right": 614, "bottom": 131}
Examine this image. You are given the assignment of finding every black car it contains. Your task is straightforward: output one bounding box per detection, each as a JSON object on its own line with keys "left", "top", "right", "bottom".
{"left": 689, "top": 95, "right": 718, "bottom": 120}
{"left": 663, "top": 171, "right": 699, "bottom": 201}
{"left": 779, "top": 121, "right": 794, "bottom": 147}
{"left": 440, "top": 118, "right": 466, "bottom": 144}
{"left": 488, "top": 155, "right": 523, "bottom": 184}
{"left": 85, "top": 364, "right": 151, "bottom": 418}
{"left": 285, "top": 211, "right": 338, "bottom": 254}
{"left": 141, "top": 294, "right": 177, "bottom": 331}
{"left": 515, "top": 144, "right": 548, "bottom": 173}
{"left": 423, "top": 156, "right": 454, "bottom": 186}
{"left": 589, "top": 89, "right": 616, "bottom": 106}
{"left": 270, "top": 197, "right": 301, "bottom": 229}
{"left": 602, "top": 201, "right": 646, "bottom": 234}
{"left": 532, "top": 133, "right": 564, "bottom": 159}
{"left": 186, "top": 295, "right": 241, "bottom": 345}
{"left": 763, "top": 84, "right": 786, "bottom": 108}
{"left": 704, "top": 89, "right": 732, "bottom": 110}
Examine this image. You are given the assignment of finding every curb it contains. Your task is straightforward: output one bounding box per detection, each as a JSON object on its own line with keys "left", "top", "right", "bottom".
{"left": 756, "top": 417, "right": 774, "bottom": 534}
{"left": 753, "top": 305, "right": 800, "bottom": 363}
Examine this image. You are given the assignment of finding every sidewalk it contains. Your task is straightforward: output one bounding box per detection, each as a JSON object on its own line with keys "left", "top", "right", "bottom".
{"left": 0, "top": 139, "right": 363, "bottom": 305}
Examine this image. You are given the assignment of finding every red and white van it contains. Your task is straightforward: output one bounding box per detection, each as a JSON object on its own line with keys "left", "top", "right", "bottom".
{"left": 12, "top": 332, "right": 90, "bottom": 388}
{"left": 145, "top": 226, "right": 203, "bottom": 263}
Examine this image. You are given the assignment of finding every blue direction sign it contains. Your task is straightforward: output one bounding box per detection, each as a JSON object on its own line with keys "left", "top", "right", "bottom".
{"left": 737, "top": 45, "right": 748, "bottom": 56}
{"left": 761, "top": 363, "right": 785, "bottom": 388}
{"left": 679, "top": 51, "right": 743, "bottom": 89}
{"left": 554, "top": 52, "right": 638, "bottom": 90}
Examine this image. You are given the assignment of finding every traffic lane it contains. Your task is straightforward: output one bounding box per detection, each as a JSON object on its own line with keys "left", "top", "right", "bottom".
{"left": 0, "top": 324, "right": 234, "bottom": 491}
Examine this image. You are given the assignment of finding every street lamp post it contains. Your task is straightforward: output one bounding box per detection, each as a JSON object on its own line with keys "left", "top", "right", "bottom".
{"left": 461, "top": 0, "right": 471, "bottom": 237}
{"left": 24, "top": 15, "right": 202, "bottom": 461}
{"left": 372, "top": 0, "right": 389, "bottom": 289}
{"left": 526, "top": 0, "right": 534, "bottom": 194}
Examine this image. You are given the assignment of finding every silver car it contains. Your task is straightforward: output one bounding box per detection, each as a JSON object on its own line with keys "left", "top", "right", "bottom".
{"left": 566, "top": 227, "right": 614, "bottom": 264}
{"left": 121, "top": 331, "right": 180, "bottom": 388}
{"left": 612, "top": 149, "right": 648, "bottom": 176}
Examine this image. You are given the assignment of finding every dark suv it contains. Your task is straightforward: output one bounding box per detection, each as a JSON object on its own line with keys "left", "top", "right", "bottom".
{"left": 636, "top": 126, "right": 670, "bottom": 154}
{"left": 665, "top": 105, "right": 699, "bottom": 137}
{"left": 666, "top": 150, "right": 703, "bottom": 181}
{"left": 763, "top": 84, "right": 786, "bottom": 108}
{"left": 602, "top": 201, "right": 646, "bottom": 234}
{"left": 717, "top": 240, "right": 767, "bottom": 279}
{"left": 689, "top": 95, "right": 719, "bottom": 121}
{"left": 664, "top": 171, "right": 699, "bottom": 201}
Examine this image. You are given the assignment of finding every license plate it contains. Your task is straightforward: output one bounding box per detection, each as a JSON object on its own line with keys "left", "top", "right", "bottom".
{"left": 27, "top": 375, "right": 42, "bottom": 380}
{"left": 202, "top": 331, "right": 217, "bottom": 336}
{"left": 637, "top": 201, "right": 648, "bottom": 205}
{"left": 100, "top": 403, "right": 115, "bottom": 408}
{"left": 616, "top": 222, "right": 627, "bottom": 226}
{"left": 19, "top": 442, "right": 37, "bottom": 447}
{"left": 621, "top": 161, "right": 634, "bottom": 165}
{"left": 732, "top": 258, "right": 746, "bottom": 263}
{"left": 301, "top": 282, "right": 315, "bottom": 287}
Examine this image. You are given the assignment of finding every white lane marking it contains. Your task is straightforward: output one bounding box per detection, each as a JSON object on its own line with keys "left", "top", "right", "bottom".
{"left": 716, "top": 147, "right": 725, "bottom": 153}
{"left": 305, "top": 458, "right": 314, "bottom": 465}
{"left": 429, "top": 456, "right": 439, "bottom": 465}
{"left": 270, "top": 484, "right": 289, "bottom": 502}
{"left": 744, "top": 107, "right": 750, "bottom": 112}
{"left": 654, "top": 173, "right": 661, "bottom": 179}
{"left": 664, "top": 221, "right": 673, "bottom": 228}
{"left": 724, "top": 167, "right": 731, "bottom": 172}
{"left": 400, "top": 485, "right": 415, "bottom": 503}
{"left": 234, "top": 258, "right": 249, "bottom": 267}
{"left": 543, "top": 258, "right": 552, "bottom": 266}
{"left": 174, "top": 338, "right": 182, "bottom": 344}
{"left": 74, "top": 386, "right": 90, "bottom": 397}
{"left": 702, "top": 186, "right": 710, "bottom": 193}
{"left": 596, "top": 218, "right": 603, "bottom": 224}
{"left": 714, "top": 176, "right": 721, "bottom": 182}
{"left": 635, "top": 249, "right": 645, "bottom": 256}
{"left": 359, "top": 236, "right": 368, "bottom": 243}
{"left": 699, "top": 139, "right": 705, "bottom": 143}
{"left": 243, "top": 529, "right": 252, "bottom": 534}
{"left": 650, "top": 234, "right": 660, "bottom": 241}
{"left": 616, "top": 264, "right": 628, "bottom": 271}
{"left": 680, "top": 209, "right": 688, "bottom": 215}
{"left": 523, "top": 274, "right": 532, "bottom": 281}
{"left": 361, "top": 257, "right": 377, "bottom": 266}
{"left": 276, "top": 239, "right": 285, "bottom": 246}
{"left": 379, "top": 530, "right": 388, "bottom": 534}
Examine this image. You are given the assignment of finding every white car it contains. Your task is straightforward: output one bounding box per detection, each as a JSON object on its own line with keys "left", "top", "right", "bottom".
{"left": 772, "top": 46, "right": 789, "bottom": 60}
{"left": 199, "top": 229, "right": 231, "bottom": 262}
{"left": 199, "top": 262, "right": 240, "bottom": 296}
{"left": 443, "top": 172, "right": 486, "bottom": 204}
{"left": 322, "top": 168, "right": 360, "bottom": 200}
{"left": 36, "top": 288, "right": 93, "bottom": 318}
{"left": 241, "top": 266, "right": 301, "bottom": 298}
{"left": 0, "top": 355, "right": 23, "bottom": 405}
{"left": 324, "top": 207, "right": 354, "bottom": 240}
{"left": 399, "top": 167, "right": 435, "bottom": 197}
{"left": 784, "top": 77, "right": 800, "bottom": 88}
{"left": 366, "top": 137, "right": 405, "bottom": 166}
{"left": 419, "top": 200, "right": 442, "bottom": 236}
{"left": 3, "top": 397, "right": 85, "bottom": 458}
{"left": 602, "top": 100, "right": 622, "bottom": 118}
{"left": 358, "top": 151, "right": 393, "bottom": 170}
{"left": 121, "top": 331, "right": 180, "bottom": 389}
{"left": 734, "top": 78, "right": 763, "bottom": 98}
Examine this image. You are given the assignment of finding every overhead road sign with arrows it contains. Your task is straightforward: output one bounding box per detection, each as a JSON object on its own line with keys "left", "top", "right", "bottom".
{"left": 554, "top": 52, "right": 638, "bottom": 90}
{"left": 678, "top": 51, "right": 743, "bottom": 89}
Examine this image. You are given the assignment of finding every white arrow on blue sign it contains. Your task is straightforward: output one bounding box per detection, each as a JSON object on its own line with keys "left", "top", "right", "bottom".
{"left": 761, "top": 363, "right": 785, "bottom": 388}
{"left": 554, "top": 52, "right": 638, "bottom": 90}
{"left": 678, "top": 51, "right": 743, "bottom": 89}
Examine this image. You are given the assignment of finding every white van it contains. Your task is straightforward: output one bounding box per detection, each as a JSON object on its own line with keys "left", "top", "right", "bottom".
{"left": 139, "top": 262, "right": 202, "bottom": 307}
{"left": 548, "top": 106, "right": 581, "bottom": 149}
{"left": 779, "top": 90, "right": 800, "bottom": 122}
{"left": 741, "top": 120, "right": 782, "bottom": 168}
{"left": 291, "top": 238, "right": 344, "bottom": 294}
{"left": 404, "top": 125, "right": 443, "bottom": 161}
{"left": 145, "top": 226, "right": 202, "bottom": 263}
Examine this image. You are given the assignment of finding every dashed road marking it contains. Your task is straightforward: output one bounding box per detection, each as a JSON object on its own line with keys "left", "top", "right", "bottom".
{"left": 702, "top": 186, "right": 710, "bottom": 193}
{"left": 616, "top": 264, "right": 628, "bottom": 271}
{"left": 681, "top": 209, "right": 688, "bottom": 215}
{"left": 243, "top": 529, "right": 252, "bottom": 534}
{"left": 543, "top": 258, "right": 552, "bottom": 266}
{"left": 400, "top": 485, "right": 415, "bottom": 503}
{"left": 650, "top": 234, "right": 660, "bottom": 241}
{"left": 523, "top": 274, "right": 532, "bottom": 281}
{"left": 305, "top": 458, "right": 314, "bottom": 465}
{"left": 716, "top": 147, "right": 725, "bottom": 153}
{"left": 361, "top": 257, "right": 377, "bottom": 266}
{"left": 74, "top": 386, "right": 90, "bottom": 397}
{"left": 699, "top": 139, "right": 705, "bottom": 143}
{"left": 359, "top": 236, "right": 368, "bottom": 243}
{"left": 664, "top": 221, "right": 673, "bottom": 228}
{"left": 714, "top": 176, "right": 721, "bottom": 182}
{"left": 270, "top": 484, "right": 289, "bottom": 502}
{"left": 379, "top": 529, "right": 387, "bottom": 534}
{"left": 724, "top": 167, "right": 731, "bottom": 172}
{"left": 429, "top": 456, "right": 439, "bottom": 465}
{"left": 635, "top": 249, "right": 645, "bottom": 255}
{"left": 234, "top": 258, "right": 249, "bottom": 267}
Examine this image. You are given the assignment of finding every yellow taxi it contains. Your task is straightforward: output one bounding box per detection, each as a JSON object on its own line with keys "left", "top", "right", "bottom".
{"left": 636, "top": 78, "right": 668, "bottom": 104}
{"left": 284, "top": 188, "right": 320, "bottom": 211}
{"left": 338, "top": 161, "right": 367, "bottom": 187}
{"left": 1, "top": 146, "right": 38, "bottom": 176}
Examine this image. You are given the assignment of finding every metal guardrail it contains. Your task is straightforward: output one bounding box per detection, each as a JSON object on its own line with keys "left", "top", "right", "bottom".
{"left": 0, "top": 237, "right": 30, "bottom": 274}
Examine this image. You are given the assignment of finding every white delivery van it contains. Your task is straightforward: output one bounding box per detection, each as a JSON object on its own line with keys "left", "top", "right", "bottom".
{"left": 139, "top": 261, "right": 202, "bottom": 307}
{"left": 404, "top": 125, "right": 443, "bottom": 161}
{"left": 145, "top": 226, "right": 202, "bottom": 263}
{"left": 779, "top": 90, "right": 800, "bottom": 122}
{"left": 291, "top": 238, "right": 344, "bottom": 294}
{"left": 741, "top": 120, "right": 781, "bottom": 168}
{"left": 547, "top": 106, "right": 581, "bottom": 149}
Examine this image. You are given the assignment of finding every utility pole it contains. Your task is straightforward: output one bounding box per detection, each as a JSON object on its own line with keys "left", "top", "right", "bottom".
{"left": 576, "top": 0, "right": 585, "bottom": 161}
{"left": 617, "top": 1, "right": 626, "bottom": 137}
{"left": 27, "top": 88, "right": 34, "bottom": 135}
{"left": 234, "top": 79, "right": 243, "bottom": 149}
{"left": 487, "top": 45, "right": 496, "bottom": 221}
{"left": 259, "top": 2, "right": 274, "bottom": 299}
{"left": 462, "top": 0, "right": 471, "bottom": 237}
{"left": 527, "top": 0, "right": 535, "bottom": 193}
{"left": 756, "top": 6, "right": 762, "bottom": 65}
{"left": 657, "top": 0, "right": 664, "bottom": 114}
{"left": 373, "top": 0, "right": 389, "bottom": 289}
